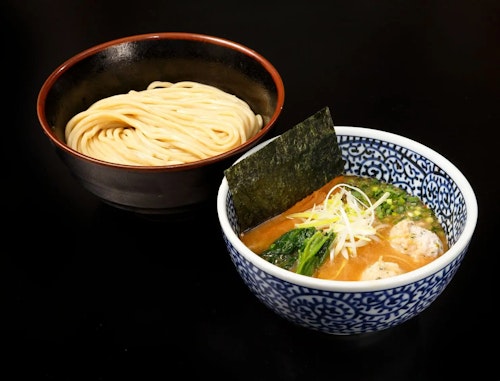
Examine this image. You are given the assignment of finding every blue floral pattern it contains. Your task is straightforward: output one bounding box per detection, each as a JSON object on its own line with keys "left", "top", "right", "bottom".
{"left": 222, "top": 130, "right": 471, "bottom": 335}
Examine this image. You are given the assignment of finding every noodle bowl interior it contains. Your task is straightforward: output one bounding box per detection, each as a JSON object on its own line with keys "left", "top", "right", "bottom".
{"left": 240, "top": 175, "right": 448, "bottom": 281}
{"left": 65, "top": 81, "right": 264, "bottom": 166}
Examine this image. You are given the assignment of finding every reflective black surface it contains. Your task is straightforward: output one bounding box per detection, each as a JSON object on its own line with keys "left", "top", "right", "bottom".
{"left": 2, "top": 1, "right": 498, "bottom": 379}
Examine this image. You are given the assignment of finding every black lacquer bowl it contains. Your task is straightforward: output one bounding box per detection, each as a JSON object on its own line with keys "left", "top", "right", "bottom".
{"left": 37, "top": 32, "right": 284, "bottom": 214}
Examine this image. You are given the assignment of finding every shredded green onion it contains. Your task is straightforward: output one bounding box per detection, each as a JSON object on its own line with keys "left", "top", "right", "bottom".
{"left": 288, "top": 183, "right": 390, "bottom": 261}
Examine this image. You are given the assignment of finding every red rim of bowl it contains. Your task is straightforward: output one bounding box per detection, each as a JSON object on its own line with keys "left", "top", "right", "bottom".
{"left": 36, "top": 32, "right": 285, "bottom": 172}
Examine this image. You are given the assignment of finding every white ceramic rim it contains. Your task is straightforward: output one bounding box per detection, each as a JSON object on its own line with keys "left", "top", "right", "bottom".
{"left": 217, "top": 126, "right": 478, "bottom": 292}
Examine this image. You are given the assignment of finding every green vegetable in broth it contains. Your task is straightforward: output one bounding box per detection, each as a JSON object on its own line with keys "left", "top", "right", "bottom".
{"left": 261, "top": 227, "right": 335, "bottom": 276}
{"left": 261, "top": 228, "right": 316, "bottom": 270}
{"left": 296, "top": 230, "right": 335, "bottom": 276}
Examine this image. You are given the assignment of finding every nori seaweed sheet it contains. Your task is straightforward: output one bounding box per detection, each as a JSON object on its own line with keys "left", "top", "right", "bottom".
{"left": 224, "top": 106, "right": 345, "bottom": 232}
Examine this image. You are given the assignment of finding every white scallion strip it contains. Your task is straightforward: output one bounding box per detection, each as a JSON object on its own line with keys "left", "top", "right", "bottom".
{"left": 287, "top": 183, "right": 390, "bottom": 261}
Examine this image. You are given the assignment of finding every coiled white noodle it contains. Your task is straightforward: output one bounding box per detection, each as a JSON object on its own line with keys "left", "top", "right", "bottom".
{"left": 65, "top": 81, "right": 264, "bottom": 166}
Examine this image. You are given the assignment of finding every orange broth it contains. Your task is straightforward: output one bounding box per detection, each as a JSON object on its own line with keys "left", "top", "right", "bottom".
{"left": 240, "top": 175, "right": 448, "bottom": 281}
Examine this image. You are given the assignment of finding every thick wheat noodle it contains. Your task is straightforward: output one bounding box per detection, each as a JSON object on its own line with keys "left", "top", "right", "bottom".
{"left": 65, "top": 81, "right": 264, "bottom": 166}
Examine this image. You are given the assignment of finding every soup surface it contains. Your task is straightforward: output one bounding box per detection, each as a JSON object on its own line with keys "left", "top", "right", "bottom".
{"left": 240, "top": 175, "right": 448, "bottom": 281}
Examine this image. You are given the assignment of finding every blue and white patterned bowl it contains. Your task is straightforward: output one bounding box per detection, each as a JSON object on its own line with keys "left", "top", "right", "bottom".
{"left": 217, "top": 126, "right": 478, "bottom": 335}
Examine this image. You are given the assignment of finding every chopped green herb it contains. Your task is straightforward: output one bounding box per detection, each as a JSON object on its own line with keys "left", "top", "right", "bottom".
{"left": 345, "top": 176, "right": 444, "bottom": 233}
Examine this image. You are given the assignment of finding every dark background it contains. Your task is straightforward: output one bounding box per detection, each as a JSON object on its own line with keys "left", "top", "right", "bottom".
{"left": 2, "top": 1, "right": 498, "bottom": 380}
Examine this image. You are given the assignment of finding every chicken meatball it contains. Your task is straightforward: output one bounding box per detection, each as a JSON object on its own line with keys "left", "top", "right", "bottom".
{"left": 389, "top": 219, "right": 444, "bottom": 260}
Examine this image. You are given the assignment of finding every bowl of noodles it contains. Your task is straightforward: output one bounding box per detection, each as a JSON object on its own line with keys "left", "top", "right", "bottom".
{"left": 217, "top": 109, "right": 478, "bottom": 335}
{"left": 37, "top": 32, "right": 285, "bottom": 214}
